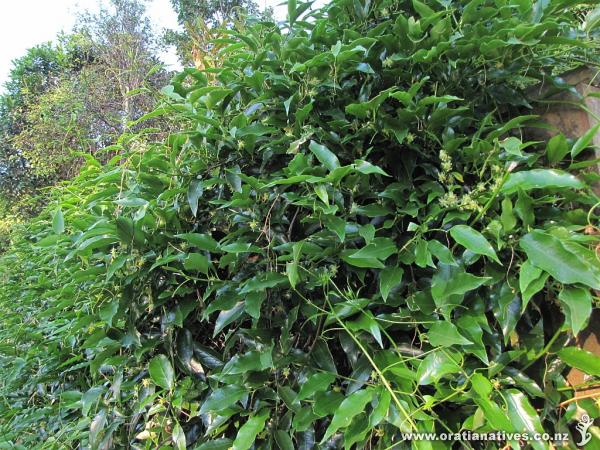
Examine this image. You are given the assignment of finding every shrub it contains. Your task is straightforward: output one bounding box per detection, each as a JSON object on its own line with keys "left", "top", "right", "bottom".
{"left": 1, "top": 0, "right": 600, "bottom": 448}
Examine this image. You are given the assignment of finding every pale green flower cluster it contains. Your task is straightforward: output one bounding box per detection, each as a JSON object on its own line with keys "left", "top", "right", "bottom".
{"left": 438, "top": 151, "right": 506, "bottom": 212}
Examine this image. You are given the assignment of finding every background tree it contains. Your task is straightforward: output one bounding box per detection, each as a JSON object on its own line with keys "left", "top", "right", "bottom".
{"left": 0, "top": 43, "right": 69, "bottom": 203}
{"left": 170, "top": 0, "right": 261, "bottom": 27}
{"left": 0, "top": 0, "right": 169, "bottom": 229}
{"left": 75, "top": 0, "right": 167, "bottom": 132}
{"left": 165, "top": 0, "right": 270, "bottom": 68}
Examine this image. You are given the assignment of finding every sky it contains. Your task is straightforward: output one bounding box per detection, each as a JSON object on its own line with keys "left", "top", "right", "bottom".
{"left": 0, "top": 0, "right": 296, "bottom": 93}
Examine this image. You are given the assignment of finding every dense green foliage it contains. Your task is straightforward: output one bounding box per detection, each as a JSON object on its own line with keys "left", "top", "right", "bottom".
{"left": 1, "top": 0, "right": 600, "bottom": 449}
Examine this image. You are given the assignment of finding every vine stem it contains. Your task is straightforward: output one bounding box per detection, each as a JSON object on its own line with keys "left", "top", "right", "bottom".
{"left": 294, "top": 267, "right": 418, "bottom": 430}
{"left": 323, "top": 296, "right": 418, "bottom": 432}
{"left": 521, "top": 327, "right": 562, "bottom": 372}
{"left": 559, "top": 392, "right": 600, "bottom": 407}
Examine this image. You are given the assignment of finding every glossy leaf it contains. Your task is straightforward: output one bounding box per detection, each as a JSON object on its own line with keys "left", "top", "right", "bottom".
{"left": 427, "top": 321, "right": 471, "bottom": 347}
{"left": 450, "top": 225, "right": 500, "bottom": 264}
{"left": 558, "top": 286, "right": 592, "bottom": 335}
{"left": 200, "top": 385, "right": 247, "bottom": 414}
{"left": 148, "top": 355, "right": 174, "bottom": 391}
{"left": 379, "top": 265, "right": 403, "bottom": 302}
{"left": 309, "top": 141, "right": 340, "bottom": 172}
{"left": 233, "top": 410, "right": 269, "bottom": 450}
{"left": 558, "top": 347, "right": 600, "bottom": 377}
{"left": 321, "top": 389, "right": 373, "bottom": 442}
{"left": 296, "top": 372, "right": 337, "bottom": 400}
{"left": 520, "top": 230, "right": 600, "bottom": 289}
{"left": 546, "top": 133, "right": 569, "bottom": 163}
{"left": 187, "top": 180, "right": 203, "bottom": 217}
{"left": 571, "top": 122, "right": 600, "bottom": 157}
{"left": 502, "top": 169, "right": 583, "bottom": 194}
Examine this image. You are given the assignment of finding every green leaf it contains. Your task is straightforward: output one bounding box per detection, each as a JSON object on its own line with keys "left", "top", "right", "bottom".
{"left": 354, "top": 160, "right": 389, "bottom": 176}
{"left": 176, "top": 233, "right": 219, "bottom": 251}
{"left": 99, "top": 300, "right": 119, "bottom": 327}
{"left": 558, "top": 347, "right": 600, "bottom": 376}
{"left": 323, "top": 215, "right": 346, "bottom": 242}
{"left": 311, "top": 340, "right": 337, "bottom": 374}
{"left": 296, "top": 372, "right": 337, "bottom": 400}
{"left": 427, "top": 240, "right": 457, "bottom": 266}
{"left": 417, "top": 350, "right": 461, "bottom": 385}
{"left": 348, "top": 311, "right": 383, "bottom": 348}
{"left": 349, "top": 237, "right": 397, "bottom": 260}
{"left": 514, "top": 190, "right": 534, "bottom": 227}
{"left": 288, "top": 0, "right": 297, "bottom": 23}
{"left": 177, "top": 329, "right": 205, "bottom": 378}
{"left": 321, "top": 389, "right": 373, "bottom": 442}
{"left": 499, "top": 137, "right": 523, "bottom": 156}
{"left": 116, "top": 217, "right": 134, "bottom": 245}
{"left": 287, "top": 242, "right": 302, "bottom": 288}
{"left": 314, "top": 184, "right": 328, "bottom": 204}
{"left": 187, "top": 179, "right": 203, "bottom": 217}
{"left": 221, "top": 242, "right": 261, "bottom": 253}
{"left": 500, "top": 198, "right": 517, "bottom": 232}
{"left": 200, "top": 385, "right": 247, "bottom": 414}
{"left": 52, "top": 209, "right": 64, "bottom": 235}
{"left": 368, "top": 389, "right": 391, "bottom": 428}
{"left": 115, "top": 197, "right": 148, "bottom": 207}
{"left": 149, "top": 252, "right": 185, "bottom": 271}
{"left": 285, "top": 261, "right": 300, "bottom": 289}
{"left": 309, "top": 140, "right": 340, "bottom": 172}
{"left": 233, "top": 410, "right": 269, "bottom": 450}
{"left": 245, "top": 291, "right": 266, "bottom": 319}
{"left": 520, "top": 230, "right": 600, "bottom": 289}
{"left": 184, "top": 252, "right": 210, "bottom": 274}
{"left": 493, "top": 282, "right": 521, "bottom": 345}
{"left": 502, "top": 390, "right": 545, "bottom": 449}
{"left": 501, "top": 169, "right": 583, "bottom": 194}
{"left": 558, "top": 286, "right": 592, "bottom": 335}
{"left": 519, "top": 259, "right": 548, "bottom": 311}
{"left": 379, "top": 266, "right": 403, "bottom": 302}
{"left": 450, "top": 225, "right": 500, "bottom": 264}
{"left": 431, "top": 264, "right": 490, "bottom": 316}
{"left": 313, "top": 390, "right": 344, "bottom": 417}
{"left": 148, "top": 354, "right": 174, "bottom": 390}
{"left": 456, "top": 315, "right": 488, "bottom": 364}
{"left": 341, "top": 251, "right": 385, "bottom": 269}
{"left": 214, "top": 301, "right": 245, "bottom": 336}
{"left": 359, "top": 224, "right": 375, "bottom": 244}
{"left": 274, "top": 430, "right": 295, "bottom": 450}
{"left": 239, "top": 272, "right": 287, "bottom": 293}
{"left": 172, "top": 422, "right": 186, "bottom": 450}
{"left": 412, "top": 0, "right": 435, "bottom": 18}
{"left": 571, "top": 122, "right": 600, "bottom": 157}
{"left": 222, "top": 349, "right": 273, "bottom": 374}
{"left": 81, "top": 386, "right": 103, "bottom": 416}
{"left": 547, "top": 133, "right": 569, "bottom": 163}
{"left": 473, "top": 396, "right": 514, "bottom": 431}
{"left": 427, "top": 321, "right": 471, "bottom": 347}
{"left": 470, "top": 373, "right": 492, "bottom": 398}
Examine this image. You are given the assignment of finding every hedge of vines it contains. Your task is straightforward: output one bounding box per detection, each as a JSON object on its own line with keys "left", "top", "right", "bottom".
{"left": 1, "top": 0, "right": 600, "bottom": 448}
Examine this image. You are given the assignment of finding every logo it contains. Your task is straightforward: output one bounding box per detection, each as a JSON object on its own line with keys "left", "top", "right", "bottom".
{"left": 575, "top": 414, "right": 593, "bottom": 447}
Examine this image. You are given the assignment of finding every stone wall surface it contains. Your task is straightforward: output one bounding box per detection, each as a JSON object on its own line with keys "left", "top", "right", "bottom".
{"left": 528, "top": 66, "right": 600, "bottom": 404}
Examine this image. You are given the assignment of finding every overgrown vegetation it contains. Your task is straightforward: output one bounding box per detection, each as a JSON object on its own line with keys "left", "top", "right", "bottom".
{"left": 1, "top": 0, "right": 600, "bottom": 449}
